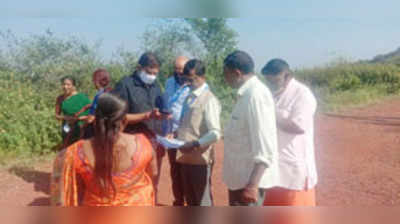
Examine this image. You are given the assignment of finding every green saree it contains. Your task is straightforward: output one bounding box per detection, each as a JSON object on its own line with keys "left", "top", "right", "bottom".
{"left": 61, "top": 93, "right": 91, "bottom": 145}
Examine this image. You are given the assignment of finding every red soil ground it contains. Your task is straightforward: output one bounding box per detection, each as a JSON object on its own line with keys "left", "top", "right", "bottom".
{"left": 1, "top": 99, "right": 400, "bottom": 206}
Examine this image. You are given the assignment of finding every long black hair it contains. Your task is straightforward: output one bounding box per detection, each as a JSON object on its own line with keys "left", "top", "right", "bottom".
{"left": 92, "top": 93, "right": 128, "bottom": 198}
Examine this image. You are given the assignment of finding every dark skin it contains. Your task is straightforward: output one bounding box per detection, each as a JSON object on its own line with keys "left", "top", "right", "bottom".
{"left": 264, "top": 71, "right": 305, "bottom": 134}
{"left": 223, "top": 66, "right": 268, "bottom": 204}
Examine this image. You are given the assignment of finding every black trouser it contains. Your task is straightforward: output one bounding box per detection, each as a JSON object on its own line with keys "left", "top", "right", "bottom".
{"left": 228, "top": 188, "right": 265, "bottom": 206}
{"left": 180, "top": 163, "right": 214, "bottom": 206}
{"left": 167, "top": 150, "right": 185, "bottom": 206}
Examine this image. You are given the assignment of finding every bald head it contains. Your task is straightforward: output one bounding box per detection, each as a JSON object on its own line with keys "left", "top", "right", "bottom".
{"left": 174, "top": 56, "right": 189, "bottom": 76}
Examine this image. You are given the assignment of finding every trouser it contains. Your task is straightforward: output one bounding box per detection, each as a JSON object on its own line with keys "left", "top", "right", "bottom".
{"left": 180, "top": 163, "right": 214, "bottom": 206}
{"left": 228, "top": 188, "right": 265, "bottom": 206}
{"left": 167, "top": 150, "right": 185, "bottom": 206}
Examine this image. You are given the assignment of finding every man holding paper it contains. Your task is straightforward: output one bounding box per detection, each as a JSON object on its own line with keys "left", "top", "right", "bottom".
{"left": 161, "top": 56, "right": 190, "bottom": 206}
{"left": 176, "top": 59, "right": 222, "bottom": 206}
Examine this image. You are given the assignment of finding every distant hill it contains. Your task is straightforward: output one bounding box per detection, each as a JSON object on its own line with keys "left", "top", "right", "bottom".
{"left": 369, "top": 47, "right": 400, "bottom": 64}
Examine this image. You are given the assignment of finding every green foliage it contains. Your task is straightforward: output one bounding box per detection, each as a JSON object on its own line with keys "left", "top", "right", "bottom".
{"left": 296, "top": 62, "right": 400, "bottom": 110}
{"left": 2, "top": 23, "right": 400, "bottom": 159}
{"left": 0, "top": 72, "right": 60, "bottom": 155}
{"left": 0, "top": 30, "right": 138, "bottom": 156}
{"left": 140, "top": 19, "right": 203, "bottom": 86}
{"left": 183, "top": 18, "right": 238, "bottom": 119}
{"left": 140, "top": 19, "right": 238, "bottom": 119}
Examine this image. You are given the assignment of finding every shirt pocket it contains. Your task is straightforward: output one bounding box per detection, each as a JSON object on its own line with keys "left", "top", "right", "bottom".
{"left": 224, "top": 111, "right": 247, "bottom": 147}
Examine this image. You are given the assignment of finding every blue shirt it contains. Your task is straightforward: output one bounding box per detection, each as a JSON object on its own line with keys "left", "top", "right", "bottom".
{"left": 89, "top": 89, "right": 105, "bottom": 115}
{"left": 162, "top": 76, "right": 191, "bottom": 135}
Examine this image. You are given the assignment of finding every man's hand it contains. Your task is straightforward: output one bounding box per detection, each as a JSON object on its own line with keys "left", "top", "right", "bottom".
{"left": 241, "top": 186, "right": 258, "bottom": 204}
{"left": 149, "top": 109, "right": 163, "bottom": 120}
{"left": 165, "top": 133, "right": 174, "bottom": 139}
{"left": 161, "top": 113, "right": 173, "bottom": 120}
{"left": 179, "top": 141, "right": 199, "bottom": 154}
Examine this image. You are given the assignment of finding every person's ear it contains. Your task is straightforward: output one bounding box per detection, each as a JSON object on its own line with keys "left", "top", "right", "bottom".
{"left": 233, "top": 69, "right": 244, "bottom": 80}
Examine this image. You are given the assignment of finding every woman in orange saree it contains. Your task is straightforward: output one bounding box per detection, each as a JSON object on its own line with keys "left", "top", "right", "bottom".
{"left": 51, "top": 93, "right": 157, "bottom": 206}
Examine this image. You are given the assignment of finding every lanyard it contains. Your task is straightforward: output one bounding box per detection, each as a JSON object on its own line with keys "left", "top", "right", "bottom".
{"left": 168, "top": 84, "right": 190, "bottom": 107}
{"left": 182, "top": 84, "right": 209, "bottom": 116}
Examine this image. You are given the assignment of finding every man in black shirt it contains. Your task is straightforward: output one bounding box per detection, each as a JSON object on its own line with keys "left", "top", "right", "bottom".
{"left": 112, "top": 52, "right": 166, "bottom": 202}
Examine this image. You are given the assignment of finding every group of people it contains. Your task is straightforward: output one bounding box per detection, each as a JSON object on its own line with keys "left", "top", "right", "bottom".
{"left": 50, "top": 50, "right": 318, "bottom": 207}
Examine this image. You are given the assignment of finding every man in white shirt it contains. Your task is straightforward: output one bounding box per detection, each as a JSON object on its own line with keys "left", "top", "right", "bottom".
{"left": 223, "top": 50, "right": 279, "bottom": 206}
{"left": 176, "top": 59, "right": 222, "bottom": 206}
{"left": 261, "top": 58, "right": 318, "bottom": 206}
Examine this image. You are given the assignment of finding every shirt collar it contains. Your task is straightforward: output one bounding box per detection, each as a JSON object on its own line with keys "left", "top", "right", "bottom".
{"left": 192, "top": 83, "right": 208, "bottom": 97}
{"left": 237, "top": 75, "right": 258, "bottom": 96}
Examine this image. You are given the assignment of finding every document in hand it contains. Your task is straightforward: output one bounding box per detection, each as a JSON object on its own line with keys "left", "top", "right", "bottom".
{"left": 156, "top": 135, "right": 185, "bottom": 149}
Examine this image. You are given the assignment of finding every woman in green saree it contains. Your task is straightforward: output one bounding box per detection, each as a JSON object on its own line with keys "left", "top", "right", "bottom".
{"left": 55, "top": 76, "right": 91, "bottom": 147}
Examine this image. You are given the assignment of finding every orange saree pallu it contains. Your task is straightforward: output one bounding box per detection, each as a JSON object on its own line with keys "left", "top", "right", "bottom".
{"left": 51, "top": 134, "right": 155, "bottom": 206}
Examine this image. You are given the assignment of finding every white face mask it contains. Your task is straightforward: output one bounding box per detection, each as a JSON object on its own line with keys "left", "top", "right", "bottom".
{"left": 139, "top": 71, "right": 157, "bottom": 85}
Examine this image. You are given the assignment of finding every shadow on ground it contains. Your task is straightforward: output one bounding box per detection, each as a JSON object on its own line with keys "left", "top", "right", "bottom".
{"left": 8, "top": 166, "right": 51, "bottom": 206}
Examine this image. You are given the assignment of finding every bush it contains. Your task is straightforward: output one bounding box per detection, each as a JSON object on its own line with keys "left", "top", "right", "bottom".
{"left": 296, "top": 62, "right": 400, "bottom": 110}
{"left": 0, "top": 72, "right": 60, "bottom": 155}
{"left": 2, "top": 29, "right": 400, "bottom": 157}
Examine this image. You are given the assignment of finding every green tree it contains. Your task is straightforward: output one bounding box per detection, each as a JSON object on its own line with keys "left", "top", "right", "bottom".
{"left": 0, "top": 29, "right": 102, "bottom": 88}
{"left": 140, "top": 19, "right": 203, "bottom": 87}
{"left": 184, "top": 18, "right": 239, "bottom": 119}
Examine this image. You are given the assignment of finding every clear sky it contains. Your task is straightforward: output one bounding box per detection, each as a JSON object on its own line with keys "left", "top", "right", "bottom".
{"left": 2, "top": 0, "right": 400, "bottom": 70}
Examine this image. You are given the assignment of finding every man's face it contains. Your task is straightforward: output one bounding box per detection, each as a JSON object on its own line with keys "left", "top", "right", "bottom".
{"left": 174, "top": 60, "right": 186, "bottom": 76}
{"left": 185, "top": 69, "right": 205, "bottom": 90}
{"left": 223, "top": 66, "right": 241, "bottom": 88}
{"left": 264, "top": 72, "right": 287, "bottom": 92}
{"left": 142, "top": 66, "right": 159, "bottom": 76}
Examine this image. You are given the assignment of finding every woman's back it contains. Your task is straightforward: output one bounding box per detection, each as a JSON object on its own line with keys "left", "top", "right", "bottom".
{"left": 51, "top": 133, "right": 155, "bottom": 206}
{"left": 76, "top": 134, "right": 155, "bottom": 206}
{"left": 51, "top": 93, "right": 156, "bottom": 206}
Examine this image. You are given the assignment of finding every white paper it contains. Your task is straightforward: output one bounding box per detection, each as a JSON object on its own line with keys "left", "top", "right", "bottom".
{"left": 63, "top": 124, "right": 71, "bottom": 133}
{"left": 156, "top": 135, "right": 185, "bottom": 149}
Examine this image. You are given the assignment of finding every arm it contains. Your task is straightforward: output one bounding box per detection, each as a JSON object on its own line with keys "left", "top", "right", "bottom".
{"left": 126, "top": 112, "right": 151, "bottom": 124}
{"left": 242, "top": 95, "right": 277, "bottom": 203}
{"left": 146, "top": 146, "right": 158, "bottom": 188}
{"left": 276, "top": 110, "right": 305, "bottom": 134}
{"left": 276, "top": 91, "right": 317, "bottom": 134}
{"left": 197, "top": 97, "right": 222, "bottom": 148}
{"left": 126, "top": 109, "right": 162, "bottom": 125}
{"left": 179, "top": 97, "right": 222, "bottom": 153}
